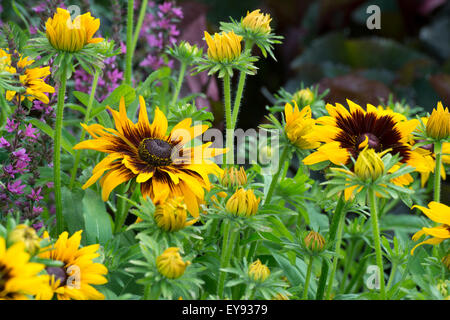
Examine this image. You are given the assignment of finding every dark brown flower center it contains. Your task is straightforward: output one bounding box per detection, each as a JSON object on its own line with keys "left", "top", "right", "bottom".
{"left": 46, "top": 266, "right": 67, "bottom": 287}
{"left": 358, "top": 133, "right": 380, "bottom": 149}
{"left": 138, "top": 138, "right": 173, "bottom": 166}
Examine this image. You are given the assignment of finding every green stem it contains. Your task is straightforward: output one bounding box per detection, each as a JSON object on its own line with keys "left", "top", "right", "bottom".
{"left": 171, "top": 62, "right": 187, "bottom": 106}
{"left": 114, "top": 184, "right": 129, "bottom": 234}
{"left": 316, "top": 194, "right": 346, "bottom": 300}
{"left": 339, "top": 240, "right": 356, "bottom": 293}
{"left": 124, "top": 0, "right": 134, "bottom": 86}
{"left": 302, "top": 256, "right": 314, "bottom": 300}
{"left": 433, "top": 141, "right": 443, "bottom": 203}
{"left": 54, "top": 67, "right": 68, "bottom": 235}
{"left": 217, "top": 220, "right": 239, "bottom": 299}
{"left": 264, "top": 147, "right": 290, "bottom": 205}
{"left": 231, "top": 40, "right": 253, "bottom": 128}
{"left": 69, "top": 69, "right": 100, "bottom": 189}
{"left": 386, "top": 262, "right": 397, "bottom": 291}
{"left": 369, "top": 187, "right": 386, "bottom": 300}
{"left": 325, "top": 204, "right": 346, "bottom": 300}
{"left": 223, "top": 74, "right": 233, "bottom": 166}
{"left": 131, "top": 0, "right": 148, "bottom": 55}
{"left": 143, "top": 283, "right": 161, "bottom": 300}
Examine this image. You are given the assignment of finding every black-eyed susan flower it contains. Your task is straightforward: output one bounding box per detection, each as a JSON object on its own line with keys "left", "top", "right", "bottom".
{"left": 154, "top": 197, "right": 197, "bottom": 232}
{"left": 4, "top": 54, "right": 54, "bottom": 104}
{"left": 226, "top": 188, "right": 260, "bottom": 217}
{"left": 284, "top": 101, "right": 320, "bottom": 150}
{"left": 242, "top": 9, "right": 272, "bottom": 34}
{"left": 426, "top": 102, "right": 450, "bottom": 141}
{"left": 73, "top": 96, "right": 225, "bottom": 217}
{"left": 37, "top": 230, "right": 108, "bottom": 300}
{"left": 411, "top": 202, "right": 450, "bottom": 255}
{"left": 156, "top": 247, "right": 190, "bottom": 279}
{"left": 248, "top": 259, "right": 270, "bottom": 282}
{"left": 45, "top": 8, "right": 103, "bottom": 53}
{"left": 304, "top": 230, "right": 326, "bottom": 253}
{"left": 303, "top": 100, "right": 431, "bottom": 180}
{"left": 0, "top": 237, "right": 50, "bottom": 300}
{"left": 8, "top": 224, "right": 40, "bottom": 255}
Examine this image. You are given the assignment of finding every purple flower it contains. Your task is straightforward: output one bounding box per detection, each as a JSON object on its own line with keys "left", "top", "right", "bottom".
{"left": 24, "top": 124, "right": 39, "bottom": 140}
{"left": 32, "top": 221, "right": 43, "bottom": 231}
{"left": 33, "top": 206, "right": 44, "bottom": 214}
{"left": 5, "top": 119, "right": 18, "bottom": 133}
{"left": 28, "top": 187, "right": 44, "bottom": 202}
{"left": 0, "top": 137, "right": 10, "bottom": 148}
{"left": 14, "top": 160, "right": 29, "bottom": 174}
{"left": 12, "top": 148, "right": 31, "bottom": 163}
{"left": 7, "top": 180, "right": 26, "bottom": 195}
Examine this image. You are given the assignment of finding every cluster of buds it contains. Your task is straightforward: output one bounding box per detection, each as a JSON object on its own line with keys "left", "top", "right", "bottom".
{"left": 156, "top": 247, "right": 190, "bottom": 279}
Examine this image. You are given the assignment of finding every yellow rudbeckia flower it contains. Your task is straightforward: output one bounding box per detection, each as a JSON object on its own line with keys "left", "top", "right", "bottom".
{"left": 411, "top": 202, "right": 450, "bottom": 255}
{"left": 45, "top": 8, "right": 103, "bottom": 53}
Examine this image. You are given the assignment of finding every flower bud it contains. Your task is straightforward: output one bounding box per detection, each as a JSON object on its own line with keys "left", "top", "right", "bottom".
{"left": 156, "top": 247, "right": 191, "bottom": 279}
{"left": 8, "top": 224, "right": 40, "bottom": 255}
{"left": 426, "top": 102, "right": 450, "bottom": 140}
{"left": 354, "top": 147, "right": 385, "bottom": 181}
{"left": 221, "top": 166, "right": 247, "bottom": 188}
{"left": 154, "top": 197, "right": 196, "bottom": 232}
{"left": 204, "top": 31, "right": 242, "bottom": 62}
{"left": 45, "top": 8, "right": 103, "bottom": 53}
{"left": 248, "top": 259, "right": 270, "bottom": 282}
{"left": 304, "top": 230, "right": 326, "bottom": 253}
{"left": 293, "top": 88, "right": 314, "bottom": 107}
{"left": 242, "top": 9, "right": 272, "bottom": 34}
{"left": 226, "top": 188, "right": 260, "bottom": 217}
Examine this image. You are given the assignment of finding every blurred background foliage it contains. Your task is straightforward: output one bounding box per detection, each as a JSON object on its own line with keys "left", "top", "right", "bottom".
{"left": 186, "top": 0, "right": 450, "bottom": 129}
{"left": 1, "top": 0, "right": 449, "bottom": 128}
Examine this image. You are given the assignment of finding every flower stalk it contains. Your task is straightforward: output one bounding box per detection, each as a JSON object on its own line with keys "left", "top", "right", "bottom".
{"left": 54, "top": 66, "right": 68, "bottom": 234}
{"left": 369, "top": 187, "right": 386, "bottom": 299}
{"left": 302, "top": 256, "right": 314, "bottom": 300}
{"left": 217, "top": 220, "right": 239, "bottom": 298}
{"left": 433, "top": 141, "right": 443, "bottom": 203}
{"left": 264, "top": 147, "right": 290, "bottom": 205}
{"left": 124, "top": 0, "right": 134, "bottom": 85}
{"left": 171, "top": 61, "right": 187, "bottom": 106}
{"left": 223, "top": 73, "right": 233, "bottom": 166}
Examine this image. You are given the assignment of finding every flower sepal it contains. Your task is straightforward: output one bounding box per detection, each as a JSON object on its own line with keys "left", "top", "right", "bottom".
{"left": 194, "top": 47, "right": 258, "bottom": 79}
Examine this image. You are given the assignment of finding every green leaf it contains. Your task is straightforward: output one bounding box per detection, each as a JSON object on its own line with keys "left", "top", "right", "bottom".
{"left": 82, "top": 189, "right": 113, "bottom": 245}
{"left": 100, "top": 84, "right": 136, "bottom": 109}
{"left": 28, "top": 119, "right": 74, "bottom": 155}
{"left": 61, "top": 187, "right": 85, "bottom": 240}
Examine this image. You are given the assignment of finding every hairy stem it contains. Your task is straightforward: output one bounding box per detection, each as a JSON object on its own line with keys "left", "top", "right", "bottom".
{"left": 369, "top": 187, "right": 386, "bottom": 300}
{"left": 124, "top": 0, "right": 134, "bottom": 85}
{"left": 54, "top": 67, "right": 68, "bottom": 234}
